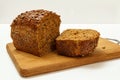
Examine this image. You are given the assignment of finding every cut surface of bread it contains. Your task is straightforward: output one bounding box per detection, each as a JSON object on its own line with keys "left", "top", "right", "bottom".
{"left": 56, "top": 29, "right": 100, "bottom": 57}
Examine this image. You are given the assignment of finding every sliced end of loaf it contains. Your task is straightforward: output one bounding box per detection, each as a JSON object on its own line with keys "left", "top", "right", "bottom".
{"left": 56, "top": 29, "right": 100, "bottom": 57}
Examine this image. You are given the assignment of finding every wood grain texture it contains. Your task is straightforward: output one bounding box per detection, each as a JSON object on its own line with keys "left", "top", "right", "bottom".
{"left": 6, "top": 38, "right": 120, "bottom": 77}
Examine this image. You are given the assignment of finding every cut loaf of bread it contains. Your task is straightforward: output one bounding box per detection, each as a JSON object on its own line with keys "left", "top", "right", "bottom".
{"left": 56, "top": 29, "right": 100, "bottom": 57}
{"left": 11, "top": 9, "right": 61, "bottom": 56}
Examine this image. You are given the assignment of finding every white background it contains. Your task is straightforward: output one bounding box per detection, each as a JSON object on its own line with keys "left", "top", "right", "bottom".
{"left": 1, "top": 0, "right": 120, "bottom": 79}
{"left": 0, "top": 24, "right": 120, "bottom": 80}
{"left": 1, "top": 0, "right": 120, "bottom": 24}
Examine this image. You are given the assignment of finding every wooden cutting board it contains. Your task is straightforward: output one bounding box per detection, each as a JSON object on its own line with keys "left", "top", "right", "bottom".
{"left": 6, "top": 38, "right": 120, "bottom": 77}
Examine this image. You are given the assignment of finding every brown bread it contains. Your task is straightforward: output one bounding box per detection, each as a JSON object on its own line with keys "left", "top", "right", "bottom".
{"left": 11, "top": 9, "right": 61, "bottom": 56}
{"left": 56, "top": 29, "right": 100, "bottom": 57}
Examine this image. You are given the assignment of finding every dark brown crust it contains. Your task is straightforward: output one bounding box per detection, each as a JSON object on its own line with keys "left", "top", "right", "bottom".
{"left": 11, "top": 9, "right": 61, "bottom": 56}
{"left": 56, "top": 30, "right": 100, "bottom": 57}
{"left": 11, "top": 9, "right": 60, "bottom": 28}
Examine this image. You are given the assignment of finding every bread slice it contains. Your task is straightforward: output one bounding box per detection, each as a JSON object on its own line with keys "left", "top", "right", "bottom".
{"left": 56, "top": 29, "right": 100, "bottom": 57}
{"left": 11, "top": 9, "right": 61, "bottom": 56}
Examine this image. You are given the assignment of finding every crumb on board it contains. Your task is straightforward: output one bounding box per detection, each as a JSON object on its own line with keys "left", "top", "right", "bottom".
{"left": 102, "top": 46, "right": 106, "bottom": 49}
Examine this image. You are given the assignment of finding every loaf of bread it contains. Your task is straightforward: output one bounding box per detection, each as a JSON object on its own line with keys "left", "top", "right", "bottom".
{"left": 11, "top": 9, "right": 61, "bottom": 56}
{"left": 56, "top": 29, "right": 100, "bottom": 57}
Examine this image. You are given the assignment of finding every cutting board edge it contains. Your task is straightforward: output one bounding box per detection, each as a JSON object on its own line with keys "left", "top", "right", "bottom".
{"left": 17, "top": 52, "right": 120, "bottom": 77}
{"left": 6, "top": 43, "right": 25, "bottom": 77}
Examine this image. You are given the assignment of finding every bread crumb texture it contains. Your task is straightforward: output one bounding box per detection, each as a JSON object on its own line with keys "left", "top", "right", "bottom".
{"left": 56, "top": 29, "right": 100, "bottom": 57}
